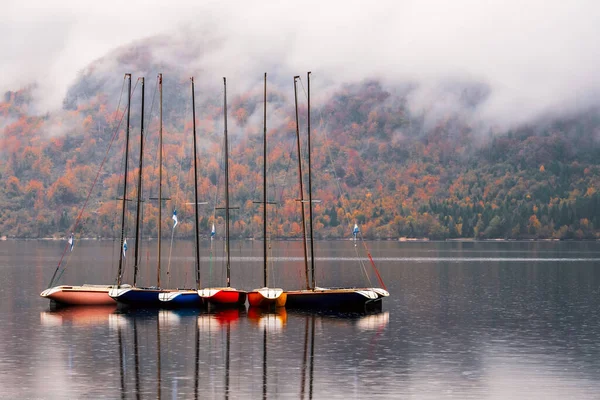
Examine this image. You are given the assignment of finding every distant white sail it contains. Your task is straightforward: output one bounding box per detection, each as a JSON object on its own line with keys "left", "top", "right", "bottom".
{"left": 172, "top": 209, "right": 178, "bottom": 228}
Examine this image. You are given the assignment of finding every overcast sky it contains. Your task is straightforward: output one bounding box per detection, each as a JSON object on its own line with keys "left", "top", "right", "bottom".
{"left": 3, "top": 0, "right": 600, "bottom": 127}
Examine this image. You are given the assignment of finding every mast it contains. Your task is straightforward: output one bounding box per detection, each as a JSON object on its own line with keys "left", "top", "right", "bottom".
{"left": 117, "top": 73, "right": 132, "bottom": 287}
{"left": 263, "top": 72, "right": 268, "bottom": 288}
{"left": 294, "top": 76, "right": 310, "bottom": 290}
{"left": 191, "top": 77, "right": 201, "bottom": 289}
{"left": 306, "top": 71, "right": 316, "bottom": 289}
{"left": 224, "top": 77, "right": 231, "bottom": 288}
{"left": 157, "top": 73, "right": 163, "bottom": 288}
{"left": 133, "top": 77, "right": 145, "bottom": 287}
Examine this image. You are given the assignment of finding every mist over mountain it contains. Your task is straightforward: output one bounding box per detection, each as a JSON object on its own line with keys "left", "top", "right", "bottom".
{"left": 4, "top": 0, "right": 600, "bottom": 126}
{"left": 3, "top": 6, "right": 600, "bottom": 240}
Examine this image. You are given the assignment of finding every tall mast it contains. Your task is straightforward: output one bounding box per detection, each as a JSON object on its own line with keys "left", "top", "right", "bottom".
{"left": 294, "top": 76, "right": 310, "bottom": 290}
{"left": 223, "top": 77, "right": 231, "bottom": 288}
{"left": 133, "top": 77, "right": 145, "bottom": 287}
{"left": 191, "top": 77, "right": 201, "bottom": 289}
{"left": 306, "top": 71, "right": 316, "bottom": 289}
{"left": 117, "top": 73, "right": 132, "bottom": 287}
{"left": 157, "top": 73, "right": 163, "bottom": 288}
{"left": 263, "top": 72, "right": 268, "bottom": 288}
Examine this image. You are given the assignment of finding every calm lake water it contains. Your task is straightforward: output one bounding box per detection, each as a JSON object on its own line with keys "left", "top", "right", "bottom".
{"left": 1, "top": 239, "right": 600, "bottom": 399}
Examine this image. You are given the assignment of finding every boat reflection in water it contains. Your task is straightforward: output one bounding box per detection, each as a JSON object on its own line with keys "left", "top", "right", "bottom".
{"left": 290, "top": 309, "right": 388, "bottom": 400}
{"left": 248, "top": 307, "right": 287, "bottom": 399}
{"left": 247, "top": 307, "right": 287, "bottom": 331}
{"left": 197, "top": 307, "right": 244, "bottom": 400}
{"left": 40, "top": 304, "right": 118, "bottom": 327}
{"left": 115, "top": 308, "right": 204, "bottom": 400}
{"left": 72, "top": 305, "right": 387, "bottom": 398}
{"left": 354, "top": 311, "right": 389, "bottom": 331}
{"left": 113, "top": 306, "right": 245, "bottom": 399}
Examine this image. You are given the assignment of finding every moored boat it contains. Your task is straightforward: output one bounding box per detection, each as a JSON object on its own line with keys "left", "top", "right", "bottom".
{"left": 41, "top": 74, "right": 134, "bottom": 307}
{"left": 40, "top": 303, "right": 118, "bottom": 326}
{"left": 285, "top": 73, "right": 388, "bottom": 312}
{"left": 198, "top": 287, "right": 247, "bottom": 306}
{"left": 285, "top": 287, "right": 381, "bottom": 312}
{"left": 41, "top": 284, "right": 120, "bottom": 306}
{"left": 198, "top": 77, "right": 246, "bottom": 308}
{"left": 248, "top": 73, "right": 286, "bottom": 309}
{"left": 110, "top": 74, "right": 203, "bottom": 308}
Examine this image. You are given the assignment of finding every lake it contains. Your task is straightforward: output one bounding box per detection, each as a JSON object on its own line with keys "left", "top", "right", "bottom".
{"left": 1, "top": 239, "right": 600, "bottom": 399}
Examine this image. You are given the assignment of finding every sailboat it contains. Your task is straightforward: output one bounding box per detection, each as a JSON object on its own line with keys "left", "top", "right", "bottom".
{"left": 110, "top": 74, "right": 202, "bottom": 308}
{"left": 198, "top": 77, "right": 247, "bottom": 307}
{"left": 156, "top": 77, "right": 206, "bottom": 307}
{"left": 40, "top": 73, "right": 135, "bottom": 306}
{"left": 285, "top": 72, "right": 388, "bottom": 312}
{"left": 248, "top": 73, "right": 286, "bottom": 309}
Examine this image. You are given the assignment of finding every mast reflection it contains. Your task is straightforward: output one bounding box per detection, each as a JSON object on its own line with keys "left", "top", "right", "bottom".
{"left": 197, "top": 307, "right": 243, "bottom": 400}
{"left": 300, "top": 315, "right": 316, "bottom": 400}
{"left": 248, "top": 307, "right": 288, "bottom": 399}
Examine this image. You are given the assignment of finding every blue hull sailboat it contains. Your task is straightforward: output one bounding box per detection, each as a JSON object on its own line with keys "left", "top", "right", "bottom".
{"left": 110, "top": 74, "right": 203, "bottom": 309}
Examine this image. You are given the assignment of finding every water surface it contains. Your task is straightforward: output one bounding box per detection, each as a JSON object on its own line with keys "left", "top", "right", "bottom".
{"left": 1, "top": 240, "right": 599, "bottom": 399}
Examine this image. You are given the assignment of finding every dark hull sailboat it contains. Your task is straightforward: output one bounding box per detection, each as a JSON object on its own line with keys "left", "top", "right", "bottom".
{"left": 198, "top": 77, "right": 246, "bottom": 308}
{"left": 285, "top": 73, "right": 389, "bottom": 312}
{"left": 285, "top": 288, "right": 381, "bottom": 312}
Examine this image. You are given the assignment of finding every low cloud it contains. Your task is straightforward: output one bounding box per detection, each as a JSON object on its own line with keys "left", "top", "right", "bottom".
{"left": 3, "top": 0, "right": 600, "bottom": 129}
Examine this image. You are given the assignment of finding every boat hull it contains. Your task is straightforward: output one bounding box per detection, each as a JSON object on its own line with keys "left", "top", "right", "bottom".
{"left": 158, "top": 290, "right": 205, "bottom": 308}
{"left": 40, "top": 285, "right": 118, "bottom": 306}
{"left": 198, "top": 288, "right": 247, "bottom": 307}
{"left": 109, "top": 287, "right": 204, "bottom": 308}
{"left": 285, "top": 288, "right": 381, "bottom": 312}
{"left": 247, "top": 307, "right": 287, "bottom": 329}
{"left": 371, "top": 288, "right": 390, "bottom": 299}
{"left": 247, "top": 288, "right": 287, "bottom": 308}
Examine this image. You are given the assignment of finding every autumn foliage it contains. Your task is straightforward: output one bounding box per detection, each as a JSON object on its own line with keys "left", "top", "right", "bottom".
{"left": 2, "top": 77, "right": 600, "bottom": 241}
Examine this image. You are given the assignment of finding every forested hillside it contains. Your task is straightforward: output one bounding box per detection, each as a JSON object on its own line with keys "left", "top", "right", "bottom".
{"left": 2, "top": 42, "right": 600, "bottom": 240}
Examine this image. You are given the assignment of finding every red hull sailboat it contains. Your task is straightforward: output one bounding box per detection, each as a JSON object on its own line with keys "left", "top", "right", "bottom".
{"left": 198, "top": 77, "right": 246, "bottom": 307}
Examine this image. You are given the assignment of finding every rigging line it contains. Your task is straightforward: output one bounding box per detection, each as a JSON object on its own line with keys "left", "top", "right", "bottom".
{"left": 320, "top": 116, "right": 387, "bottom": 289}
{"left": 353, "top": 240, "right": 373, "bottom": 286}
{"left": 361, "top": 230, "right": 387, "bottom": 290}
{"left": 138, "top": 75, "right": 160, "bottom": 285}
{"left": 278, "top": 131, "right": 303, "bottom": 238}
{"left": 215, "top": 120, "right": 227, "bottom": 278}
{"left": 268, "top": 192, "right": 278, "bottom": 286}
{"left": 113, "top": 137, "right": 127, "bottom": 276}
{"left": 298, "top": 77, "right": 308, "bottom": 101}
{"left": 205, "top": 86, "right": 227, "bottom": 287}
{"left": 133, "top": 77, "right": 148, "bottom": 285}
{"left": 49, "top": 76, "right": 129, "bottom": 287}
{"left": 166, "top": 91, "right": 192, "bottom": 287}
{"left": 119, "top": 77, "right": 142, "bottom": 283}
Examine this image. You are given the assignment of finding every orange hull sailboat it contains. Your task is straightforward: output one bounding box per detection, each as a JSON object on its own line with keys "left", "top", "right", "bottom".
{"left": 248, "top": 73, "right": 286, "bottom": 309}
